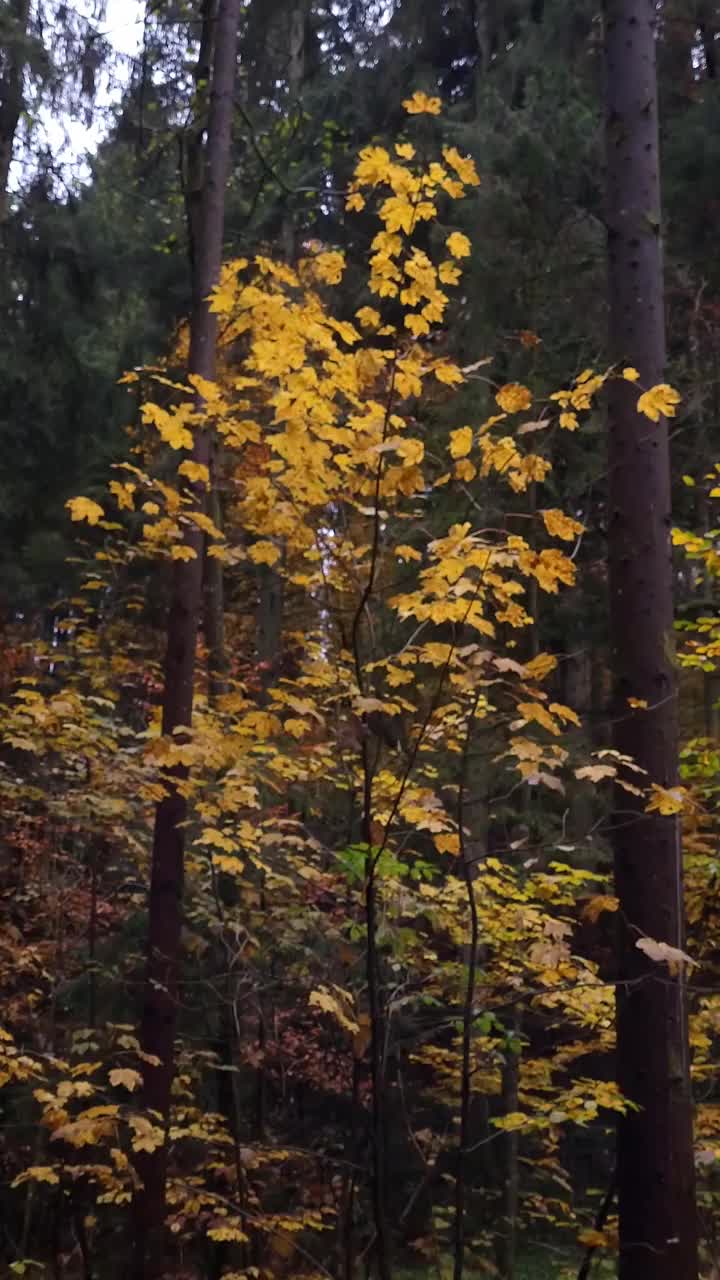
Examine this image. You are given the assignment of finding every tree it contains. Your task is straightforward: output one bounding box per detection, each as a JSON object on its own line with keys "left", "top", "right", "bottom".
{"left": 604, "top": 3, "right": 698, "bottom": 1276}
{"left": 0, "top": 0, "right": 31, "bottom": 226}
{"left": 131, "top": 0, "right": 241, "bottom": 1271}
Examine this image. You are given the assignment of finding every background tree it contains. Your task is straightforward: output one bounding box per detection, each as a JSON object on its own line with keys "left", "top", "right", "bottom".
{"left": 604, "top": 2, "right": 698, "bottom": 1277}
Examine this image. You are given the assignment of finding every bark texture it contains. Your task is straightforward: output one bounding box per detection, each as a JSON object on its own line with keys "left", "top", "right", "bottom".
{"left": 604, "top": 3, "right": 698, "bottom": 1277}
{"left": 131, "top": 0, "right": 240, "bottom": 1272}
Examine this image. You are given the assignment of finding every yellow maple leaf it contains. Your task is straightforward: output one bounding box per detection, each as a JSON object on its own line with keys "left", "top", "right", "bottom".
{"left": 442, "top": 145, "right": 480, "bottom": 186}
{"left": 207, "top": 1225, "right": 249, "bottom": 1243}
{"left": 109, "top": 480, "right": 136, "bottom": 510}
{"left": 433, "top": 362, "right": 464, "bottom": 386}
{"left": 446, "top": 231, "right": 471, "bottom": 259}
{"left": 395, "top": 544, "right": 422, "bottom": 561}
{"left": 142, "top": 402, "right": 193, "bottom": 450}
{"left": 524, "top": 652, "right": 557, "bottom": 681}
{"left": 516, "top": 701, "right": 560, "bottom": 736}
{"left": 645, "top": 783, "right": 687, "bottom": 815}
{"left": 402, "top": 90, "right": 442, "bottom": 115}
{"left": 541, "top": 509, "right": 585, "bottom": 541}
{"left": 637, "top": 383, "right": 681, "bottom": 422}
{"left": 582, "top": 895, "right": 619, "bottom": 923}
{"left": 178, "top": 460, "right": 210, "bottom": 487}
{"left": 66, "top": 497, "right": 105, "bottom": 525}
{"left": 496, "top": 382, "right": 532, "bottom": 413}
{"left": 438, "top": 260, "right": 461, "bottom": 286}
{"left": 454, "top": 458, "right": 476, "bottom": 481}
{"left": 248, "top": 540, "right": 281, "bottom": 566}
{"left": 405, "top": 312, "right": 431, "bottom": 337}
{"left": 313, "top": 250, "right": 346, "bottom": 285}
{"left": 433, "top": 833, "right": 460, "bottom": 856}
{"left": 622, "top": 366, "right": 640, "bottom": 382}
{"left": 356, "top": 306, "right": 381, "bottom": 329}
{"left": 309, "top": 986, "right": 359, "bottom": 1034}
{"left": 395, "top": 141, "right": 415, "bottom": 159}
{"left": 170, "top": 545, "right": 197, "bottom": 561}
{"left": 12, "top": 1166, "right": 60, "bottom": 1187}
{"left": 109, "top": 1068, "right": 142, "bottom": 1092}
{"left": 198, "top": 827, "right": 237, "bottom": 852}
{"left": 449, "top": 426, "right": 473, "bottom": 458}
{"left": 549, "top": 701, "right": 581, "bottom": 726}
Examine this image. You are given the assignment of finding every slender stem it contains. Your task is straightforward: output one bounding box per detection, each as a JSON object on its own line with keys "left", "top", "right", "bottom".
{"left": 453, "top": 690, "right": 483, "bottom": 1280}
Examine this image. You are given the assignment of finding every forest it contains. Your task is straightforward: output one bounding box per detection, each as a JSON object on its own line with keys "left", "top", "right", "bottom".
{"left": 1, "top": 0, "right": 719, "bottom": 1277}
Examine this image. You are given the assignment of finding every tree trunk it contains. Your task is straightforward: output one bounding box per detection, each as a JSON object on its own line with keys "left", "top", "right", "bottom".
{"left": 604, "top": 4, "right": 698, "bottom": 1279}
{"left": 131, "top": 0, "right": 240, "bottom": 1272}
{"left": 0, "top": 0, "right": 31, "bottom": 227}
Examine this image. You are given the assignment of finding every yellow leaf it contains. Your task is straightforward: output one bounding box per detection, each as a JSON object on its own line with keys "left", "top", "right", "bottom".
{"left": 627, "top": 696, "right": 648, "bottom": 709}
{"left": 402, "top": 90, "right": 442, "bottom": 115}
{"left": 449, "top": 426, "right": 473, "bottom": 458}
{"left": 142, "top": 402, "right": 193, "bottom": 450}
{"left": 248, "top": 541, "right": 281, "bottom": 566}
{"left": 582, "top": 895, "right": 619, "bottom": 923}
{"left": 395, "top": 544, "right": 422, "bottom": 561}
{"left": 208, "top": 1226, "right": 249, "bottom": 1243}
{"left": 356, "top": 306, "right": 381, "bottom": 329}
{"left": 170, "top": 545, "right": 197, "bottom": 561}
{"left": 548, "top": 701, "right": 580, "bottom": 727}
{"left": 496, "top": 383, "right": 532, "bottom": 413}
{"left": 516, "top": 701, "right": 560, "bottom": 736}
{"left": 493, "top": 1112, "right": 529, "bottom": 1132}
{"left": 541, "top": 509, "right": 584, "bottom": 541}
{"left": 433, "top": 362, "right": 464, "bottom": 386}
{"left": 309, "top": 986, "right": 359, "bottom": 1034}
{"left": 188, "top": 373, "right": 221, "bottom": 403}
{"left": 198, "top": 828, "right": 237, "bottom": 853}
{"left": 454, "top": 458, "right": 476, "bottom": 481}
{"left": 313, "top": 250, "right": 346, "bottom": 285}
{"left": 442, "top": 145, "right": 480, "bottom": 186}
{"left": 622, "top": 367, "right": 640, "bottom": 382}
{"left": 438, "top": 260, "right": 461, "bottom": 286}
{"left": 524, "top": 652, "right": 557, "bottom": 681}
{"left": 109, "top": 1068, "right": 142, "bottom": 1092}
{"left": 433, "top": 833, "right": 460, "bottom": 856}
{"left": 446, "top": 231, "right": 471, "bottom": 259}
{"left": 645, "top": 783, "right": 687, "bottom": 815}
{"left": 109, "top": 480, "right": 136, "bottom": 510}
{"left": 12, "top": 1166, "right": 60, "bottom": 1187}
{"left": 637, "top": 383, "right": 681, "bottom": 423}
{"left": 178, "top": 461, "right": 210, "bottom": 487}
{"left": 66, "top": 497, "right": 104, "bottom": 526}
{"left": 405, "top": 312, "right": 431, "bottom": 337}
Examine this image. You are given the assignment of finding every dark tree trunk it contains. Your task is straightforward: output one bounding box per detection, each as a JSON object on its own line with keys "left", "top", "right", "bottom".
{"left": 0, "top": 0, "right": 31, "bottom": 226}
{"left": 131, "top": 0, "right": 240, "bottom": 1273}
{"left": 604, "top": 4, "right": 698, "bottom": 1279}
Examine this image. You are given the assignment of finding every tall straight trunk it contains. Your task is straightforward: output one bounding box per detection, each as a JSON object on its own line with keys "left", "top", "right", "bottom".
{"left": 604, "top": 5, "right": 698, "bottom": 1278}
{"left": 0, "top": 0, "right": 31, "bottom": 227}
{"left": 131, "top": 0, "right": 240, "bottom": 1272}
